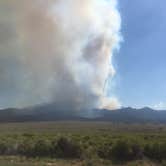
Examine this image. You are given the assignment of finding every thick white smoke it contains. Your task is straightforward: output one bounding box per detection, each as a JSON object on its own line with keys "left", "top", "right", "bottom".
{"left": 0, "top": 0, "right": 121, "bottom": 110}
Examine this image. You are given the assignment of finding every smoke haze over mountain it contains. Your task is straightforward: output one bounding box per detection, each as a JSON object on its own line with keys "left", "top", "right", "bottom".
{"left": 0, "top": 0, "right": 121, "bottom": 110}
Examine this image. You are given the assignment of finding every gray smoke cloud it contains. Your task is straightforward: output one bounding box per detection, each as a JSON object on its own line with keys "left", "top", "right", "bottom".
{"left": 0, "top": 0, "right": 121, "bottom": 110}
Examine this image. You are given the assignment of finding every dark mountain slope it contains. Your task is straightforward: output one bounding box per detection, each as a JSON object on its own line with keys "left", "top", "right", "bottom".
{"left": 0, "top": 105, "right": 166, "bottom": 123}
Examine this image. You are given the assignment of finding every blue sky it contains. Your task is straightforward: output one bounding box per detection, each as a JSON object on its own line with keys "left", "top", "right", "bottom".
{"left": 113, "top": 0, "right": 166, "bottom": 109}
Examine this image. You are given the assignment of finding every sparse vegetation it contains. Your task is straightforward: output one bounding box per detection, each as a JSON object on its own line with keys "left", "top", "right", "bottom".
{"left": 0, "top": 121, "right": 165, "bottom": 165}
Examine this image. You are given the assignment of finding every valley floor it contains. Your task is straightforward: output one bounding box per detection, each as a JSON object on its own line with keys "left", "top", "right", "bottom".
{"left": 0, "top": 121, "right": 165, "bottom": 166}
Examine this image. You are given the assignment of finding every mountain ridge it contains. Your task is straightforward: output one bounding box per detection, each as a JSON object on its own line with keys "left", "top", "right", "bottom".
{"left": 0, "top": 105, "right": 166, "bottom": 123}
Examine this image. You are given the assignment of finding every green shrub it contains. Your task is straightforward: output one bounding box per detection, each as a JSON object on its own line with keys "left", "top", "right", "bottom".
{"left": 130, "top": 143, "right": 143, "bottom": 159}
{"left": 111, "top": 140, "right": 132, "bottom": 162}
{"left": 52, "top": 137, "right": 82, "bottom": 158}
{"left": 17, "top": 140, "right": 34, "bottom": 156}
{"left": 144, "top": 142, "right": 166, "bottom": 161}
{"left": 33, "top": 140, "right": 51, "bottom": 157}
{"left": 0, "top": 142, "right": 7, "bottom": 155}
{"left": 109, "top": 140, "right": 142, "bottom": 162}
{"left": 97, "top": 143, "right": 112, "bottom": 159}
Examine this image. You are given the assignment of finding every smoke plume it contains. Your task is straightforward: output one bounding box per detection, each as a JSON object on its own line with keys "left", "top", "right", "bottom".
{"left": 0, "top": 0, "right": 121, "bottom": 110}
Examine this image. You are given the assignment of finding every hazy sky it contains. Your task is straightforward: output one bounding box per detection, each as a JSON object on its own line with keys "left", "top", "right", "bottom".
{"left": 115, "top": 0, "right": 166, "bottom": 109}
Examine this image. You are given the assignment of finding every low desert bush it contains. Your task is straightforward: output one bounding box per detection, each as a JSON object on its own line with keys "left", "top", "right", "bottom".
{"left": 52, "top": 137, "right": 82, "bottom": 158}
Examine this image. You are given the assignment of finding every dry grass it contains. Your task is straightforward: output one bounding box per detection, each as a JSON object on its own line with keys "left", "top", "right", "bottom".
{"left": 0, "top": 156, "right": 162, "bottom": 166}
